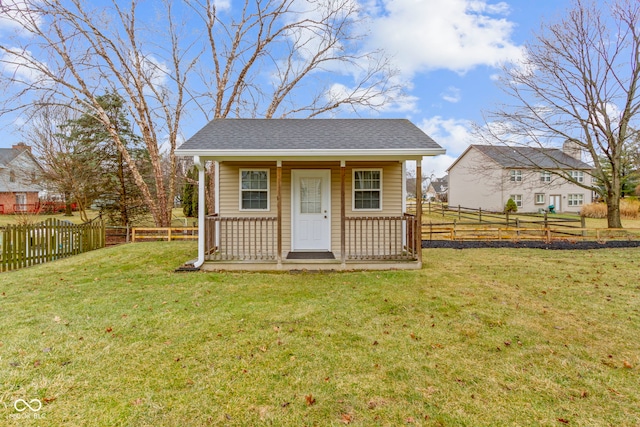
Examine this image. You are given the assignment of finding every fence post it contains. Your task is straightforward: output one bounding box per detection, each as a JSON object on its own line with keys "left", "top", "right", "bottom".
{"left": 479, "top": 208, "right": 482, "bottom": 223}
{"left": 428, "top": 201, "right": 431, "bottom": 214}
{"left": 581, "top": 216, "right": 586, "bottom": 237}
{"left": 458, "top": 205, "right": 461, "bottom": 220}
{"left": 544, "top": 211, "right": 548, "bottom": 228}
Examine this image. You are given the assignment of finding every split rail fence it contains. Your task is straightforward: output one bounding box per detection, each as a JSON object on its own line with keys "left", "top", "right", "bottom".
{"left": 131, "top": 227, "right": 198, "bottom": 242}
{"left": 1, "top": 218, "right": 105, "bottom": 272}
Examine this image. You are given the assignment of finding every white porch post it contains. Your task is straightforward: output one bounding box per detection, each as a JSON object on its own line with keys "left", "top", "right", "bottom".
{"left": 340, "top": 160, "right": 346, "bottom": 266}
{"left": 194, "top": 156, "right": 206, "bottom": 268}
{"left": 416, "top": 158, "right": 423, "bottom": 264}
{"left": 277, "top": 160, "right": 282, "bottom": 266}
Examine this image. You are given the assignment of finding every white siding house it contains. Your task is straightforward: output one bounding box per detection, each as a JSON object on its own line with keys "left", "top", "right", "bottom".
{"left": 447, "top": 143, "right": 593, "bottom": 213}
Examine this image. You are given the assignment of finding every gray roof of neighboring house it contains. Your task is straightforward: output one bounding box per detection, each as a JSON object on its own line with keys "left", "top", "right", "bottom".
{"left": 472, "top": 145, "right": 592, "bottom": 170}
{"left": 0, "top": 148, "right": 23, "bottom": 167}
{"left": 177, "top": 119, "right": 443, "bottom": 154}
{"left": 0, "top": 146, "right": 43, "bottom": 193}
{"left": 431, "top": 176, "right": 448, "bottom": 193}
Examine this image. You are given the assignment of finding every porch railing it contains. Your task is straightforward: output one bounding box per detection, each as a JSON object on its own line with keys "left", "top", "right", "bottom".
{"left": 204, "top": 214, "right": 419, "bottom": 262}
{"left": 205, "top": 215, "right": 278, "bottom": 261}
{"left": 344, "top": 214, "right": 418, "bottom": 260}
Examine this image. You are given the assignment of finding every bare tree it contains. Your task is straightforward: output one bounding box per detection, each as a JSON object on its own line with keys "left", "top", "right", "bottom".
{"left": 1, "top": 0, "right": 195, "bottom": 226}
{"left": 189, "top": 0, "right": 400, "bottom": 120}
{"left": 478, "top": 0, "right": 640, "bottom": 228}
{"left": 1, "top": 1, "right": 400, "bottom": 226}
{"left": 22, "top": 104, "right": 102, "bottom": 221}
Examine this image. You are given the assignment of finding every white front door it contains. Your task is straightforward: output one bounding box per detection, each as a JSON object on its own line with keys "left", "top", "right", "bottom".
{"left": 550, "top": 195, "right": 561, "bottom": 212}
{"left": 292, "top": 169, "right": 331, "bottom": 251}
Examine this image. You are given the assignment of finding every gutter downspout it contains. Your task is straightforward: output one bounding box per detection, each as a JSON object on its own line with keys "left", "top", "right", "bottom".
{"left": 194, "top": 156, "right": 206, "bottom": 268}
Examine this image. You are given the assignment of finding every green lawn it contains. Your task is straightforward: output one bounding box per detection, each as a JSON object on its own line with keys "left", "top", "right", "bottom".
{"left": 1, "top": 242, "right": 639, "bottom": 426}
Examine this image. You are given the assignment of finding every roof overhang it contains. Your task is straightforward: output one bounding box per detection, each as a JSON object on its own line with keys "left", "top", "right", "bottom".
{"left": 175, "top": 148, "right": 446, "bottom": 162}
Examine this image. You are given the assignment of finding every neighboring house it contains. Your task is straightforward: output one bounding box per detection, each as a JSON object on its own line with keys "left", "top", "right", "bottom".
{"left": 425, "top": 175, "right": 448, "bottom": 202}
{"left": 447, "top": 142, "right": 593, "bottom": 213}
{"left": 0, "top": 143, "right": 43, "bottom": 214}
{"left": 176, "top": 119, "right": 445, "bottom": 271}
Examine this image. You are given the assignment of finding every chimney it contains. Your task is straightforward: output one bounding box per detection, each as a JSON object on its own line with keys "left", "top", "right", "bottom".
{"left": 12, "top": 142, "right": 32, "bottom": 153}
{"left": 562, "top": 139, "right": 582, "bottom": 160}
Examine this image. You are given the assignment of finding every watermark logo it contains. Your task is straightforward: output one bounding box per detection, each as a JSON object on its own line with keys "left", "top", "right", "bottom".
{"left": 14, "top": 399, "right": 42, "bottom": 412}
{"left": 6, "top": 399, "right": 46, "bottom": 420}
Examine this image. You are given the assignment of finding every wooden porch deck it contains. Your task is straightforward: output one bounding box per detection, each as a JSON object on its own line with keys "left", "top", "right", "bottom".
{"left": 201, "top": 214, "right": 421, "bottom": 271}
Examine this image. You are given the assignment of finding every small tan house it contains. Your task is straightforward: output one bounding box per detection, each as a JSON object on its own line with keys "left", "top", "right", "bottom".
{"left": 0, "top": 143, "right": 43, "bottom": 214}
{"left": 447, "top": 142, "right": 593, "bottom": 213}
{"left": 176, "top": 119, "right": 444, "bottom": 271}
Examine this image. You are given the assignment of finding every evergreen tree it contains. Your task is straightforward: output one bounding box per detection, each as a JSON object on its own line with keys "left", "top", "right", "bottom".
{"left": 61, "top": 92, "right": 149, "bottom": 225}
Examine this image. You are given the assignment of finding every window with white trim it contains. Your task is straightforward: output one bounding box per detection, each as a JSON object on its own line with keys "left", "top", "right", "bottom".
{"left": 567, "top": 194, "right": 584, "bottom": 207}
{"left": 239, "top": 169, "right": 270, "bottom": 211}
{"left": 510, "top": 170, "right": 522, "bottom": 182}
{"left": 353, "top": 169, "right": 382, "bottom": 210}
{"left": 535, "top": 193, "right": 545, "bottom": 205}
{"left": 540, "top": 171, "right": 551, "bottom": 182}
{"left": 509, "top": 194, "right": 523, "bottom": 208}
{"left": 570, "top": 170, "right": 584, "bottom": 183}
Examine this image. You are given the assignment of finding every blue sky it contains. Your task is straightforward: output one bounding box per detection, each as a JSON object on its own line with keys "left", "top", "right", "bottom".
{"left": 0, "top": 0, "right": 573, "bottom": 177}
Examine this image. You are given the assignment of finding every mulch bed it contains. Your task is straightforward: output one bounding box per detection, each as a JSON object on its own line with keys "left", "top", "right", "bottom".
{"left": 422, "top": 240, "right": 640, "bottom": 250}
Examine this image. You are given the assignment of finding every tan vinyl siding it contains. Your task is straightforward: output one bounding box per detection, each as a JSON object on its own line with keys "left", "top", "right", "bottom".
{"left": 217, "top": 160, "right": 404, "bottom": 258}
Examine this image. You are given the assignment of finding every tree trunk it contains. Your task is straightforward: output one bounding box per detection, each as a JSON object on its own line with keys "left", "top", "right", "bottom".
{"left": 64, "top": 192, "right": 73, "bottom": 216}
{"left": 606, "top": 191, "right": 623, "bottom": 229}
{"left": 117, "top": 151, "right": 129, "bottom": 227}
{"left": 206, "top": 163, "right": 215, "bottom": 216}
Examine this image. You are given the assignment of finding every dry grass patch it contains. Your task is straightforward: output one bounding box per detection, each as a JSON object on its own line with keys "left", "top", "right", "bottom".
{"left": 0, "top": 242, "right": 639, "bottom": 426}
{"left": 581, "top": 199, "right": 640, "bottom": 220}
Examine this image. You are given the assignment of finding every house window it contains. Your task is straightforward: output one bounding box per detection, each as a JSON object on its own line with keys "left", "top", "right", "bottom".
{"left": 540, "top": 171, "right": 551, "bottom": 182}
{"left": 568, "top": 194, "right": 584, "bottom": 207}
{"left": 570, "top": 171, "right": 584, "bottom": 183}
{"left": 240, "top": 169, "right": 270, "bottom": 211}
{"left": 15, "top": 193, "right": 27, "bottom": 212}
{"left": 535, "top": 193, "right": 545, "bottom": 205}
{"left": 9, "top": 170, "right": 16, "bottom": 183}
{"left": 353, "top": 169, "right": 382, "bottom": 210}
{"left": 509, "top": 194, "right": 523, "bottom": 208}
{"left": 510, "top": 170, "right": 522, "bottom": 182}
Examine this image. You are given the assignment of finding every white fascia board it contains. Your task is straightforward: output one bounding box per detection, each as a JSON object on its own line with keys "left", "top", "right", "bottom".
{"left": 175, "top": 148, "right": 446, "bottom": 161}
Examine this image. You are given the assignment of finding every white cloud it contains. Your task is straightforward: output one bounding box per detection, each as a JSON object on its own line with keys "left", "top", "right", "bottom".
{"left": 213, "top": 0, "right": 231, "bottom": 11}
{"left": 0, "top": 0, "right": 41, "bottom": 35}
{"left": 129, "top": 52, "right": 169, "bottom": 94}
{"left": 422, "top": 154, "right": 458, "bottom": 178}
{"left": 418, "top": 116, "right": 476, "bottom": 176}
{"left": 0, "top": 47, "right": 50, "bottom": 84}
{"left": 327, "top": 79, "right": 419, "bottom": 113}
{"left": 419, "top": 116, "right": 474, "bottom": 156}
{"left": 441, "top": 86, "right": 461, "bottom": 103}
{"left": 367, "top": 0, "right": 524, "bottom": 76}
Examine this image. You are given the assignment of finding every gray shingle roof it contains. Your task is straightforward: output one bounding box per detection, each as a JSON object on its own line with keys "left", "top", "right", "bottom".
{"left": 473, "top": 145, "right": 592, "bottom": 170}
{"left": 0, "top": 148, "right": 22, "bottom": 167}
{"left": 177, "top": 119, "right": 443, "bottom": 152}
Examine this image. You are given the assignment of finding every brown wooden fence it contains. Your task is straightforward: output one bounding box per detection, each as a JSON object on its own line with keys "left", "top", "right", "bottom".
{"left": 131, "top": 227, "right": 198, "bottom": 242}
{"left": 1, "top": 218, "right": 105, "bottom": 272}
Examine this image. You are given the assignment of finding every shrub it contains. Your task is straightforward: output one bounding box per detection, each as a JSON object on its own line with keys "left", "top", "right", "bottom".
{"left": 504, "top": 198, "right": 518, "bottom": 213}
